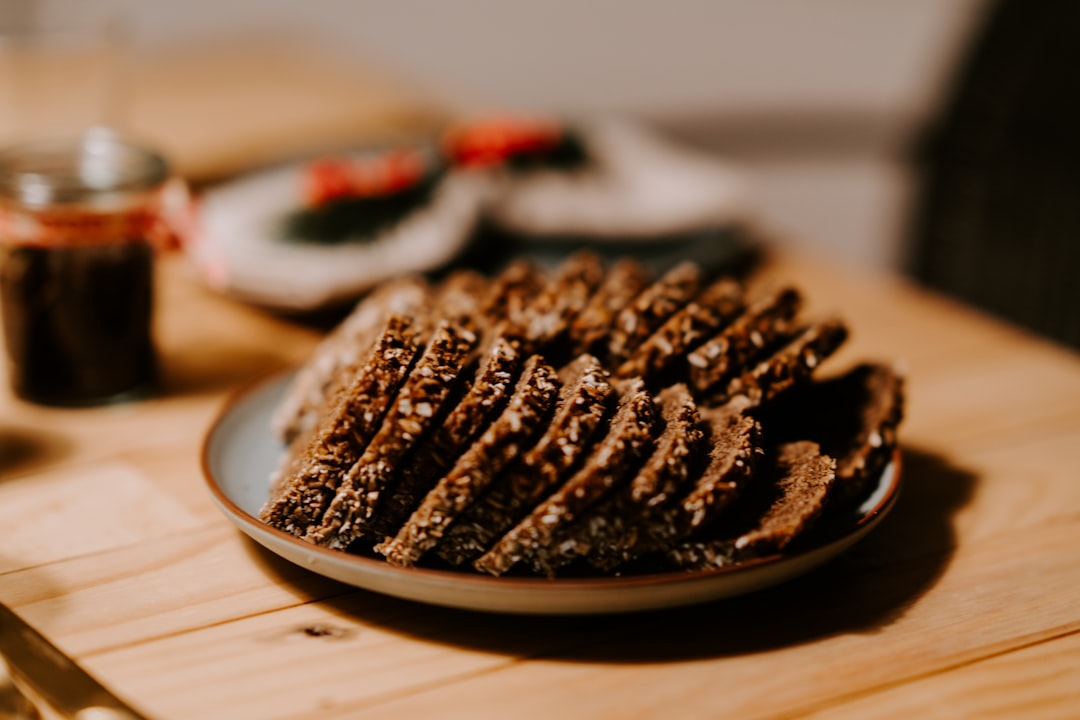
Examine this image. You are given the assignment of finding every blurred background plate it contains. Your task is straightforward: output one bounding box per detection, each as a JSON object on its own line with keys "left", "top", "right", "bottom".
{"left": 192, "top": 157, "right": 486, "bottom": 313}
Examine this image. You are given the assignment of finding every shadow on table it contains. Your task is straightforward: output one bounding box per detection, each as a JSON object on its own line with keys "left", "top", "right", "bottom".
{"left": 0, "top": 425, "right": 72, "bottom": 481}
{"left": 553, "top": 446, "right": 979, "bottom": 663}
{"left": 252, "top": 446, "right": 977, "bottom": 662}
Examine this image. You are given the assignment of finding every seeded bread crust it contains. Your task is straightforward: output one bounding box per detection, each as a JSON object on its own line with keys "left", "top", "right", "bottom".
{"left": 260, "top": 315, "right": 420, "bottom": 536}
{"left": 608, "top": 261, "right": 702, "bottom": 362}
{"left": 753, "top": 362, "right": 904, "bottom": 507}
{"left": 569, "top": 258, "right": 651, "bottom": 357}
{"left": 480, "top": 259, "right": 546, "bottom": 327}
{"left": 616, "top": 277, "right": 744, "bottom": 383}
{"left": 590, "top": 398, "right": 762, "bottom": 570}
{"left": 673, "top": 401, "right": 764, "bottom": 535}
{"left": 829, "top": 364, "right": 903, "bottom": 502}
{"left": 547, "top": 383, "right": 704, "bottom": 573}
{"left": 262, "top": 256, "right": 903, "bottom": 578}
{"left": 431, "top": 270, "right": 488, "bottom": 329}
{"left": 665, "top": 440, "right": 836, "bottom": 569}
{"left": 272, "top": 277, "right": 430, "bottom": 444}
{"left": 369, "top": 335, "right": 523, "bottom": 539}
{"left": 475, "top": 379, "right": 658, "bottom": 578}
{"left": 687, "top": 287, "right": 801, "bottom": 395}
{"left": 720, "top": 317, "right": 849, "bottom": 406}
{"left": 511, "top": 251, "right": 605, "bottom": 354}
{"left": 377, "top": 356, "right": 560, "bottom": 567}
{"left": 305, "top": 322, "right": 478, "bottom": 548}
{"left": 434, "top": 354, "right": 614, "bottom": 567}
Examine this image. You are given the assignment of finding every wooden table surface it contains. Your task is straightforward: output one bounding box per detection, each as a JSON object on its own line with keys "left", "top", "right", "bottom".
{"left": 2, "top": 43, "right": 1080, "bottom": 720}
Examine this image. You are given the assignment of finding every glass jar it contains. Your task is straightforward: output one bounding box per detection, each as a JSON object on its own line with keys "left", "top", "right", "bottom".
{"left": 0, "top": 128, "right": 170, "bottom": 406}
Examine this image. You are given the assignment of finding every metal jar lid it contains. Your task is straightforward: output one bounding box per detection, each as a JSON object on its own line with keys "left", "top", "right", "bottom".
{"left": 0, "top": 126, "right": 169, "bottom": 209}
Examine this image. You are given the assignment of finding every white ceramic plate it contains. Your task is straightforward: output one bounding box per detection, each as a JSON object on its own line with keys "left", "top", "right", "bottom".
{"left": 192, "top": 162, "right": 486, "bottom": 312}
{"left": 202, "top": 372, "right": 901, "bottom": 615}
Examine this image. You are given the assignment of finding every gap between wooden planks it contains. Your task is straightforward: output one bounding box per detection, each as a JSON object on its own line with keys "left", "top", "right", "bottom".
{"left": 796, "top": 628, "right": 1080, "bottom": 720}
{"left": 60, "top": 502, "right": 1080, "bottom": 720}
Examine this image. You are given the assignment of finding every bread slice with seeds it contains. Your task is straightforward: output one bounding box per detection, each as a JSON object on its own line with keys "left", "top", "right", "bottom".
{"left": 687, "top": 287, "right": 801, "bottom": 395}
{"left": 545, "top": 383, "right": 704, "bottom": 573}
{"left": 616, "top": 277, "right": 744, "bottom": 384}
{"left": 753, "top": 362, "right": 904, "bottom": 507}
{"left": 260, "top": 315, "right": 420, "bottom": 536}
{"left": 719, "top": 317, "right": 848, "bottom": 406}
{"left": 479, "top": 258, "right": 546, "bottom": 328}
{"left": 511, "top": 250, "right": 605, "bottom": 355}
{"left": 475, "top": 379, "right": 658, "bottom": 577}
{"left": 272, "top": 277, "right": 430, "bottom": 444}
{"left": 368, "top": 335, "right": 523, "bottom": 539}
{"left": 569, "top": 258, "right": 651, "bottom": 357}
{"left": 665, "top": 440, "right": 836, "bottom": 569}
{"left": 305, "top": 321, "right": 478, "bottom": 548}
{"left": 591, "top": 397, "right": 762, "bottom": 571}
{"left": 376, "top": 356, "right": 560, "bottom": 566}
{"left": 608, "top": 261, "right": 702, "bottom": 362}
{"left": 430, "top": 269, "right": 489, "bottom": 331}
{"left": 434, "top": 354, "right": 614, "bottom": 566}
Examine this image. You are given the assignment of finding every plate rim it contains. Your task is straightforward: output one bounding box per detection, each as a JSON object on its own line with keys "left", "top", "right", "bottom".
{"left": 200, "top": 370, "right": 902, "bottom": 614}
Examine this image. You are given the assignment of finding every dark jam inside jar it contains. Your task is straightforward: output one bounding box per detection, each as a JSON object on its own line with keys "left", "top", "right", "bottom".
{"left": 0, "top": 130, "right": 169, "bottom": 406}
{"left": 1, "top": 241, "right": 156, "bottom": 405}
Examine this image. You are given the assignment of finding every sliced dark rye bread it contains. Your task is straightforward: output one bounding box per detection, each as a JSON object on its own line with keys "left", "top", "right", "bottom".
{"left": 665, "top": 440, "right": 836, "bottom": 569}
{"left": 305, "top": 322, "right": 479, "bottom": 548}
{"left": 262, "top": 256, "right": 904, "bottom": 578}
{"left": 687, "top": 287, "right": 801, "bottom": 395}
{"left": 434, "top": 354, "right": 614, "bottom": 567}
{"left": 569, "top": 258, "right": 651, "bottom": 358}
{"left": 672, "top": 400, "right": 762, "bottom": 532}
{"left": 718, "top": 317, "right": 849, "bottom": 407}
{"left": 479, "top": 258, "right": 546, "bottom": 327}
{"left": 511, "top": 250, "right": 605, "bottom": 355}
{"left": 608, "top": 261, "right": 702, "bottom": 363}
{"left": 542, "top": 383, "right": 705, "bottom": 573}
{"left": 586, "top": 397, "right": 762, "bottom": 572}
{"left": 376, "top": 356, "right": 560, "bottom": 567}
{"left": 367, "top": 335, "right": 522, "bottom": 539}
{"left": 430, "top": 269, "right": 489, "bottom": 331}
{"left": 260, "top": 315, "right": 420, "bottom": 537}
{"left": 753, "top": 362, "right": 904, "bottom": 507}
{"left": 825, "top": 363, "right": 903, "bottom": 503}
{"left": 475, "top": 379, "right": 658, "bottom": 578}
{"left": 616, "top": 277, "right": 745, "bottom": 384}
{"left": 272, "top": 276, "right": 430, "bottom": 443}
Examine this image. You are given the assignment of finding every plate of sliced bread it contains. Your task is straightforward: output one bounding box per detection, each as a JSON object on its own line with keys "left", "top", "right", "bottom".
{"left": 202, "top": 252, "right": 904, "bottom": 614}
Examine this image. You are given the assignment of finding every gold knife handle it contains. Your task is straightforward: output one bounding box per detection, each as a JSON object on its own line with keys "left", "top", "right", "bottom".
{"left": 0, "top": 656, "right": 40, "bottom": 720}
{"left": 0, "top": 603, "right": 150, "bottom": 720}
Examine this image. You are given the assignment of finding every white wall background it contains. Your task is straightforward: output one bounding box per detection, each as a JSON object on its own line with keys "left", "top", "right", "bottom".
{"left": 127, "top": 0, "right": 989, "bottom": 270}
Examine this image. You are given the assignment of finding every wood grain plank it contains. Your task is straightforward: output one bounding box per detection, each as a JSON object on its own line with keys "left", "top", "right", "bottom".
{"left": 80, "top": 597, "right": 617, "bottom": 720}
{"left": 2, "top": 240, "right": 1079, "bottom": 720}
{"left": 0, "top": 403, "right": 1068, "bottom": 658}
{"left": 0, "top": 523, "right": 346, "bottom": 656}
{"left": 0, "top": 462, "right": 203, "bottom": 574}
{"left": 937, "top": 419, "right": 1080, "bottom": 549}
{"left": 258, "top": 520, "right": 1079, "bottom": 720}
{"left": 901, "top": 349, "right": 1080, "bottom": 453}
{"left": 801, "top": 630, "right": 1080, "bottom": 720}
